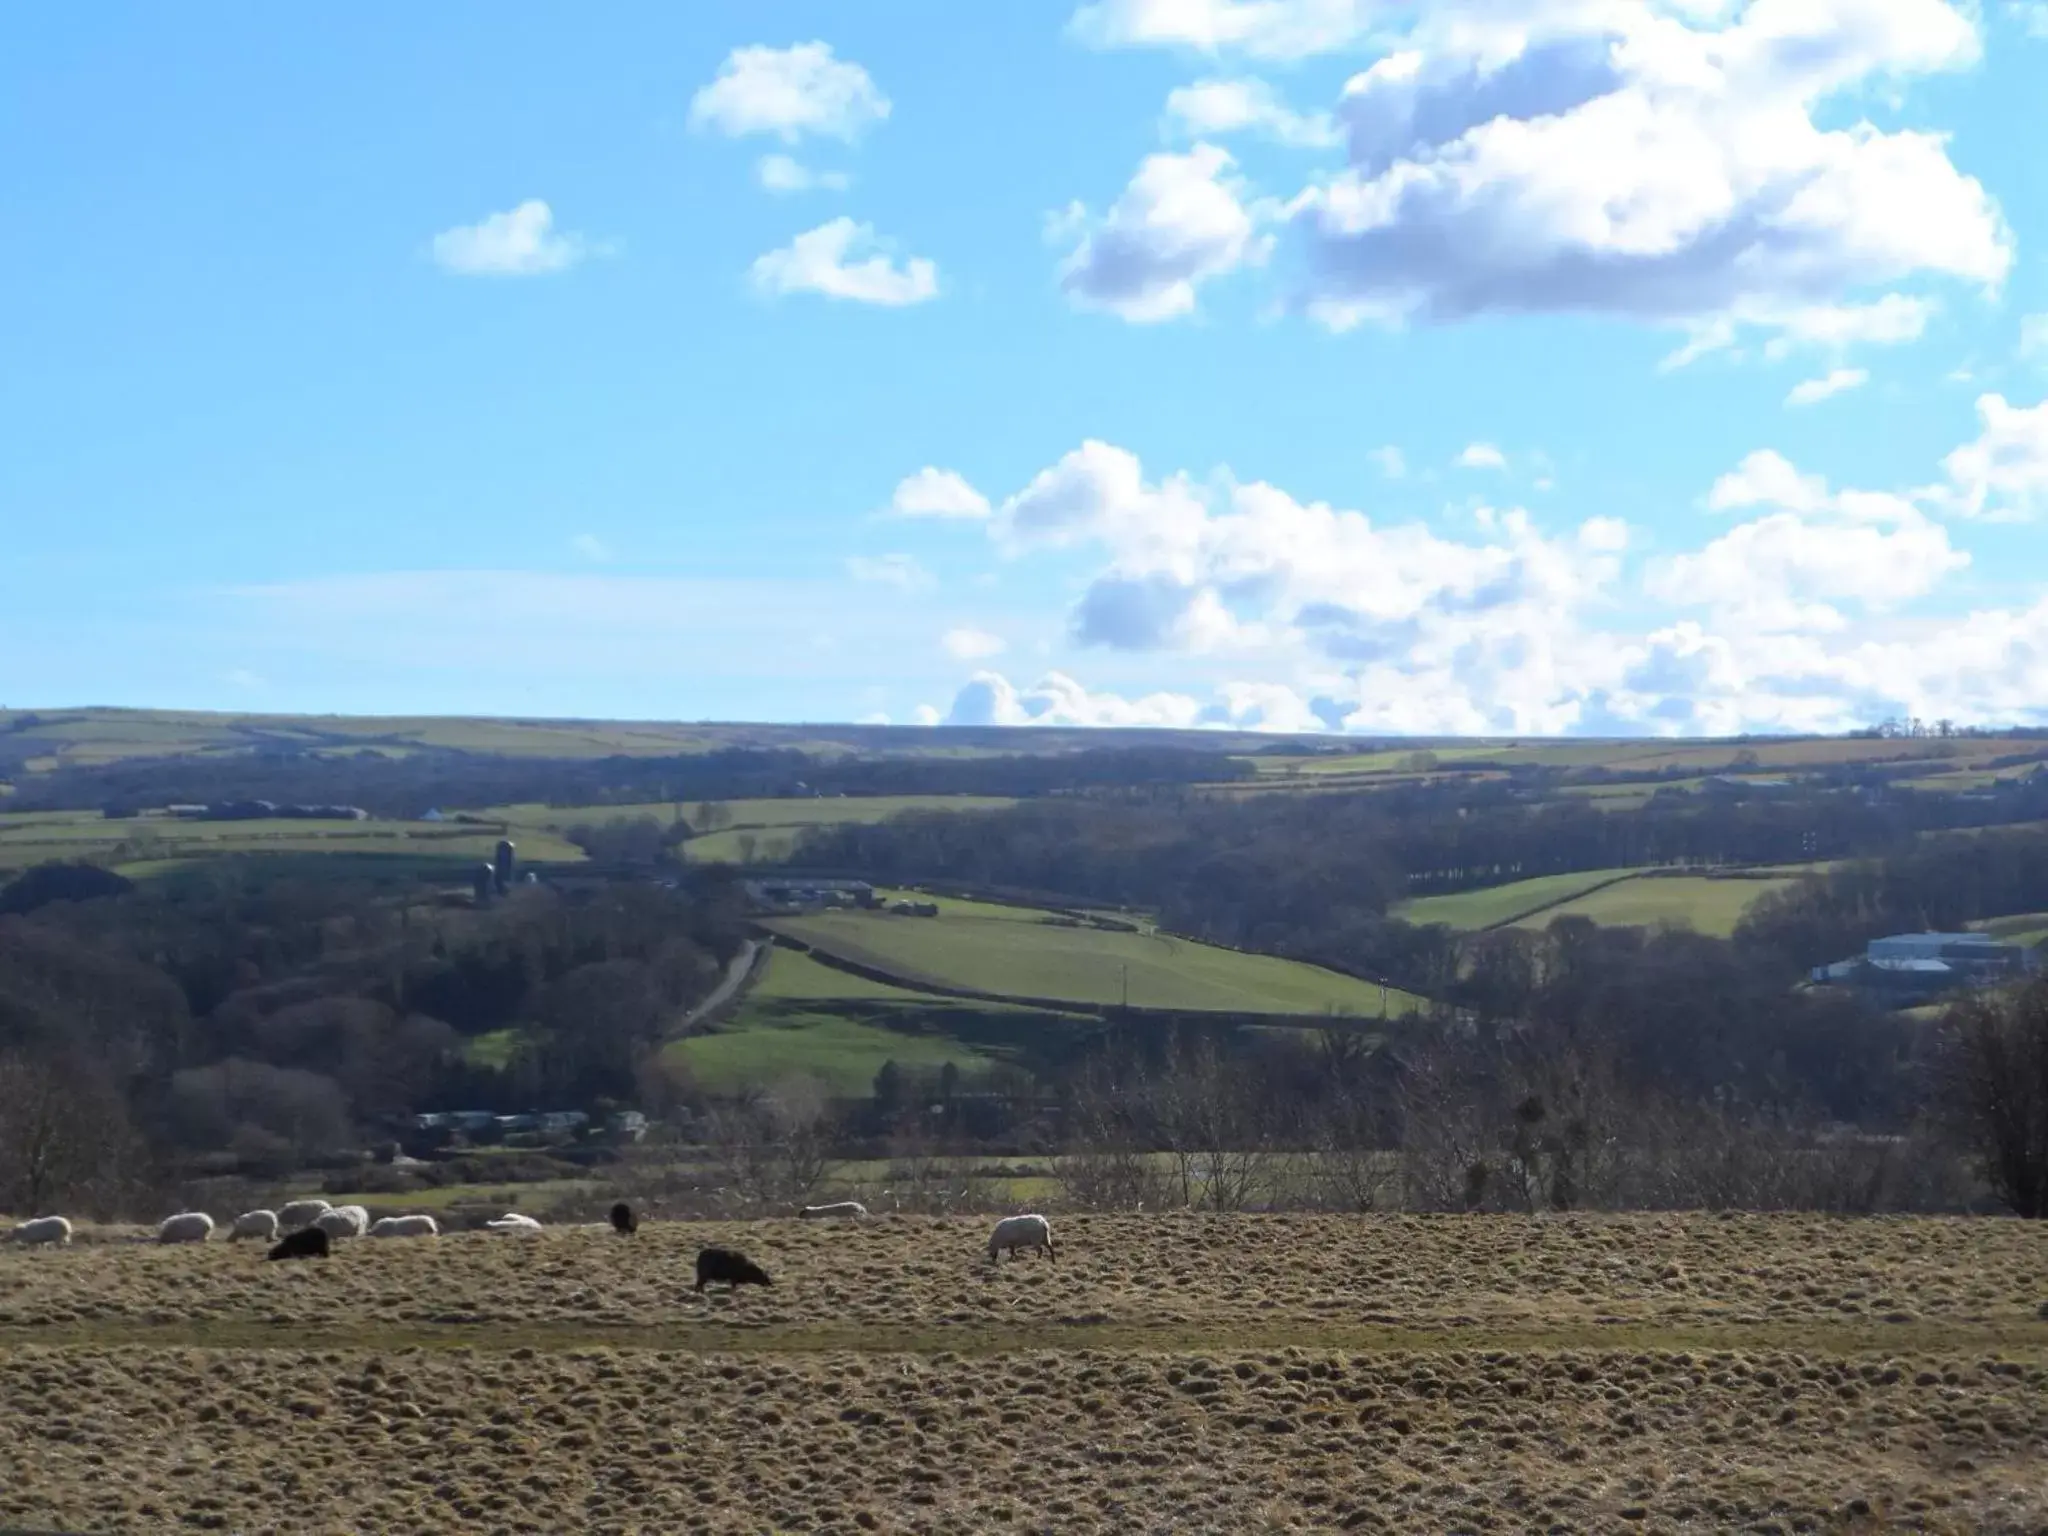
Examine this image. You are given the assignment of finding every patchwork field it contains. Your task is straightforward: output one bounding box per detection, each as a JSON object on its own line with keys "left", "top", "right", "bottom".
{"left": 485, "top": 795, "right": 1018, "bottom": 866}
{"left": 1394, "top": 868, "right": 1637, "bottom": 930}
{"left": 665, "top": 948, "right": 1037, "bottom": 1094}
{"left": 0, "top": 808, "right": 588, "bottom": 875}
{"left": 766, "top": 898, "right": 1419, "bottom": 1016}
{"left": 1515, "top": 873, "right": 1800, "bottom": 939}
{"left": 2, "top": 1214, "right": 2044, "bottom": 1533}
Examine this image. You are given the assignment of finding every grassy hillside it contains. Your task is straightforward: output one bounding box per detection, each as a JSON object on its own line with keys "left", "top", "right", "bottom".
{"left": 765, "top": 896, "right": 1419, "bottom": 1016}
{"left": 1510, "top": 873, "right": 1799, "bottom": 938}
{"left": 1393, "top": 868, "right": 1636, "bottom": 930}
{"left": 0, "top": 806, "right": 587, "bottom": 875}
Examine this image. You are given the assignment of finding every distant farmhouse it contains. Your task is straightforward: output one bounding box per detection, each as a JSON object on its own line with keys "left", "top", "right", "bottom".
{"left": 744, "top": 877, "right": 878, "bottom": 913}
{"left": 1812, "top": 931, "right": 2037, "bottom": 1001}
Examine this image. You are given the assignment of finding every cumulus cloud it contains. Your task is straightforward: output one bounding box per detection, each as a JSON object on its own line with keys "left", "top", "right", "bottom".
{"left": 1786, "top": 368, "right": 1871, "bottom": 407}
{"left": 889, "top": 467, "right": 990, "bottom": 519}
{"left": 1069, "top": 0, "right": 1378, "bottom": 59}
{"left": 1057, "top": 145, "right": 1268, "bottom": 322}
{"left": 930, "top": 404, "right": 2048, "bottom": 736}
{"left": 751, "top": 218, "right": 938, "bottom": 305}
{"left": 430, "top": 201, "right": 595, "bottom": 277}
{"left": 757, "top": 155, "right": 851, "bottom": 194}
{"left": 1456, "top": 441, "right": 1506, "bottom": 471}
{"left": 1938, "top": 393, "right": 2048, "bottom": 519}
{"left": 689, "top": 42, "right": 889, "bottom": 143}
{"left": 1163, "top": 77, "right": 1340, "bottom": 146}
{"left": 1289, "top": 0, "right": 2010, "bottom": 351}
{"left": 846, "top": 553, "right": 932, "bottom": 591}
{"left": 941, "top": 626, "right": 1007, "bottom": 660}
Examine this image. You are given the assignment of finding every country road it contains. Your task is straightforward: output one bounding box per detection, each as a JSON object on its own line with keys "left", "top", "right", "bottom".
{"left": 682, "top": 937, "right": 762, "bottom": 1027}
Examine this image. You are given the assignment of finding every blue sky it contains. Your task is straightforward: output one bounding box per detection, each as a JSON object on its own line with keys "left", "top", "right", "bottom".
{"left": 3, "top": 0, "right": 2045, "bottom": 736}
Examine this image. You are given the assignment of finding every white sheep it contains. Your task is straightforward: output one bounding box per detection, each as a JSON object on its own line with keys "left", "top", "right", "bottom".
{"left": 484, "top": 1213, "right": 543, "bottom": 1233}
{"left": 157, "top": 1212, "right": 215, "bottom": 1245}
{"left": 368, "top": 1214, "right": 439, "bottom": 1239}
{"left": 10, "top": 1216, "right": 73, "bottom": 1247}
{"left": 799, "top": 1201, "right": 869, "bottom": 1220}
{"left": 229, "top": 1209, "right": 279, "bottom": 1243}
{"left": 987, "top": 1213, "right": 1055, "bottom": 1263}
{"left": 313, "top": 1205, "right": 369, "bottom": 1240}
{"left": 276, "top": 1199, "right": 332, "bottom": 1231}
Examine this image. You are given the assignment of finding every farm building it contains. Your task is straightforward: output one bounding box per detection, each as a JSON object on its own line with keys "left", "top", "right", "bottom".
{"left": 745, "top": 877, "right": 878, "bottom": 912}
{"left": 1811, "top": 931, "right": 2036, "bottom": 999}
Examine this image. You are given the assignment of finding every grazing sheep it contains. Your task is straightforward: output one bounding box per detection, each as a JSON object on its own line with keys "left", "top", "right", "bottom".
{"left": 799, "top": 1201, "right": 869, "bottom": 1220}
{"left": 10, "top": 1216, "right": 73, "bottom": 1247}
{"left": 485, "top": 1213, "right": 543, "bottom": 1233}
{"left": 276, "top": 1199, "right": 332, "bottom": 1231}
{"left": 694, "top": 1247, "right": 773, "bottom": 1292}
{"left": 609, "top": 1201, "right": 638, "bottom": 1235}
{"left": 266, "top": 1226, "right": 330, "bottom": 1261}
{"left": 313, "top": 1205, "right": 369, "bottom": 1240}
{"left": 229, "top": 1209, "right": 279, "bottom": 1243}
{"left": 368, "top": 1214, "right": 438, "bottom": 1239}
{"left": 987, "top": 1213, "right": 1055, "bottom": 1263}
{"left": 157, "top": 1212, "right": 215, "bottom": 1245}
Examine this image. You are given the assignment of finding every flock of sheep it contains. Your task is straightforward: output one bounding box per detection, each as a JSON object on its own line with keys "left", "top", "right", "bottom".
{"left": 5, "top": 1202, "right": 1058, "bottom": 1291}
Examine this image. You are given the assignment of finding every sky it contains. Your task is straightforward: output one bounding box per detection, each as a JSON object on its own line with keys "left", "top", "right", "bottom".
{"left": 3, "top": 0, "right": 2046, "bottom": 738}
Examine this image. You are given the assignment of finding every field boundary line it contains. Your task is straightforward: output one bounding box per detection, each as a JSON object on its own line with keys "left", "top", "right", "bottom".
{"left": 5, "top": 1316, "right": 2042, "bottom": 1359}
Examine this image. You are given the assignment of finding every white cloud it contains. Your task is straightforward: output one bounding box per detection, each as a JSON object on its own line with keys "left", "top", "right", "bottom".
{"left": 912, "top": 704, "right": 943, "bottom": 727}
{"left": 1938, "top": 392, "right": 2048, "bottom": 519}
{"left": 1786, "top": 368, "right": 1870, "bottom": 407}
{"left": 689, "top": 42, "right": 889, "bottom": 143}
{"left": 430, "top": 200, "right": 594, "bottom": 277}
{"left": 1370, "top": 445, "right": 1406, "bottom": 479}
{"left": 751, "top": 218, "right": 938, "bottom": 306}
{"left": 1290, "top": 1, "right": 2010, "bottom": 351}
{"left": 757, "top": 155, "right": 851, "bottom": 194}
{"left": 571, "top": 535, "right": 612, "bottom": 563}
{"left": 1456, "top": 441, "right": 1506, "bottom": 471}
{"left": 1058, "top": 145, "right": 1267, "bottom": 322}
{"left": 889, "top": 467, "right": 990, "bottom": 520}
{"left": 1163, "top": 77, "right": 1339, "bottom": 147}
{"left": 1069, "top": 0, "right": 1378, "bottom": 59}
{"left": 846, "top": 553, "right": 933, "bottom": 591}
{"left": 934, "top": 410, "right": 2048, "bottom": 736}
{"left": 941, "top": 626, "right": 1007, "bottom": 660}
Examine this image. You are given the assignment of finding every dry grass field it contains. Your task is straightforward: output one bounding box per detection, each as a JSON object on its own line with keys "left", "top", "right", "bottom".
{"left": 4, "top": 1214, "right": 2046, "bottom": 1533}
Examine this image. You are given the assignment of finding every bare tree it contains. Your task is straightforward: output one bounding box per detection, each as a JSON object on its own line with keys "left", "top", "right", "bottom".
{"left": 0, "top": 1052, "right": 142, "bottom": 1218}
{"left": 1053, "top": 1058, "right": 1167, "bottom": 1211}
{"left": 702, "top": 1076, "right": 839, "bottom": 1213}
{"left": 1943, "top": 981, "right": 2048, "bottom": 1218}
{"left": 1152, "top": 1037, "right": 1274, "bottom": 1212}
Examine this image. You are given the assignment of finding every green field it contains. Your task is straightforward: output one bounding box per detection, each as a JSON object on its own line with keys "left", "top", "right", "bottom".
{"left": 479, "top": 794, "right": 1018, "bottom": 865}
{"left": 766, "top": 898, "right": 1418, "bottom": 1016}
{"left": 747, "top": 945, "right": 938, "bottom": 1003}
{"left": 0, "top": 808, "right": 588, "bottom": 875}
{"left": 1393, "top": 868, "right": 1637, "bottom": 929}
{"left": 1511, "top": 873, "right": 1798, "bottom": 938}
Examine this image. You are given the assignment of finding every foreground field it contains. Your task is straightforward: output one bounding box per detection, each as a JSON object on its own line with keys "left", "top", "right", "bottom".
{"left": 1, "top": 1215, "right": 2044, "bottom": 1532}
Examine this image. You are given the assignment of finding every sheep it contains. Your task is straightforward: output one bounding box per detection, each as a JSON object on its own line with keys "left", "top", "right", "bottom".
{"left": 694, "top": 1247, "right": 773, "bottom": 1292}
{"left": 485, "top": 1213, "right": 543, "bottom": 1233}
{"left": 10, "top": 1216, "right": 73, "bottom": 1247}
{"left": 276, "top": 1199, "right": 332, "bottom": 1231}
{"left": 266, "top": 1226, "right": 330, "bottom": 1261}
{"left": 229, "top": 1209, "right": 279, "bottom": 1243}
{"left": 368, "top": 1214, "right": 439, "bottom": 1239}
{"left": 313, "top": 1205, "right": 369, "bottom": 1240}
{"left": 609, "top": 1201, "right": 638, "bottom": 1235}
{"left": 157, "top": 1211, "right": 215, "bottom": 1245}
{"left": 799, "top": 1201, "right": 869, "bottom": 1220}
{"left": 987, "top": 1213, "right": 1055, "bottom": 1263}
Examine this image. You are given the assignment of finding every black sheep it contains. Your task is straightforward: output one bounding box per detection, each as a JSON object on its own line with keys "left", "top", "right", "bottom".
{"left": 266, "top": 1226, "right": 330, "bottom": 1261}
{"left": 609, "top": 1201, "right": 638, "bottom": 1235}
{"left": 695, "top": 1246, "right": 773, "bottom": 1292}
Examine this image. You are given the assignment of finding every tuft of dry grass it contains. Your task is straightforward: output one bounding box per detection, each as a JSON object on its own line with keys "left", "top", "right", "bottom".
{"left": 2, "top": 1214, "right": 2045, "bottom": 1533}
